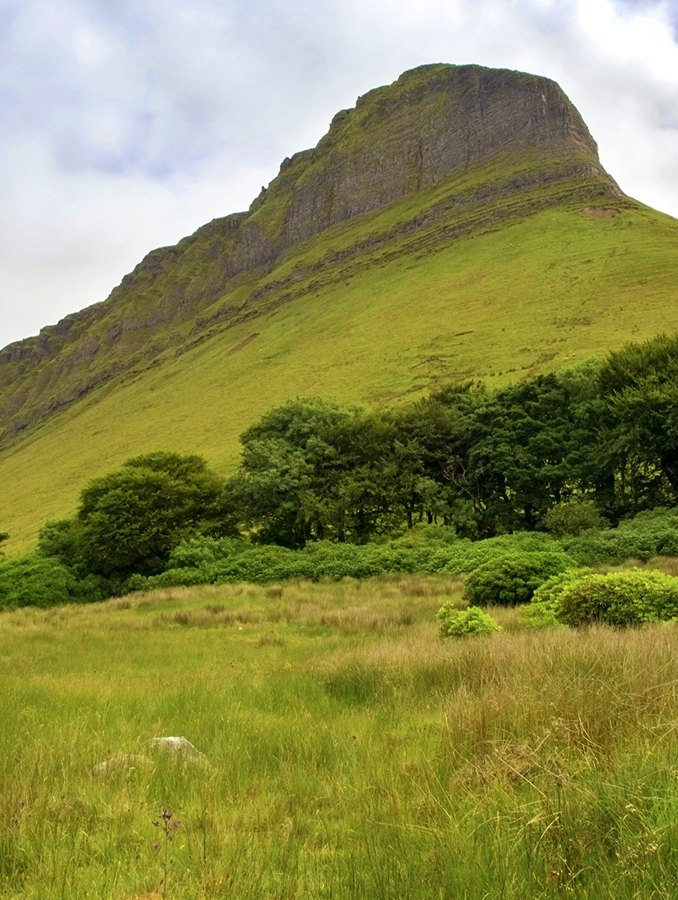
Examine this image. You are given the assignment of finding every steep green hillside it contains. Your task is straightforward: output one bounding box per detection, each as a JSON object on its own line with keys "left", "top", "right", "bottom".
{"left": 3, "top": 199, "right": 678, "bottom": 552}
{"left": 1, "top": 63, "right": 677, "bottom": 552}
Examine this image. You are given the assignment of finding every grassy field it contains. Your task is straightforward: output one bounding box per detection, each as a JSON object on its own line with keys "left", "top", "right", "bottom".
{"left": 3, "top": 572, "right": 678, "bottom": 898}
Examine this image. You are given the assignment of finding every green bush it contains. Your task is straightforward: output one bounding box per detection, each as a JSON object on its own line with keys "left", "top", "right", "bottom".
{"left": 0, "top": 554, "right": 106, "bottom": 609}
{"left": 438, "top": 532, "right": 563, "bottom": 576}
{"left": 165, "top": 535, "right": 248, "bottom": 570}
{"left": 556, "top": 569, "right": 678, "bottom": 627}
{"left": 563, "top": 507, "right": 678, "bottom": 566}
{"left": 463, "top": 552, "right": 576, "bottom": 607}
{"left": 436, "top": 603, "right": 502, "bottom": 639}
{"left": 543, "top": 500, "right": 606, "bottom": 537}
{"left": 523, "top": 568, "right": 592, "bottom": 628}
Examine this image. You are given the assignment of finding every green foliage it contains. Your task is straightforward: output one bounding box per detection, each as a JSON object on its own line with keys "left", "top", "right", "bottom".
{"left": 131, "top": 530, "right": 571, "bottom": 591}
{"left": 223, "top": 398, "right": 355, "bottom": 548}
{"left": 595, "top": 333, "right": 678, "bottom": 514}
{"left": 523, "top": 568, "right": 592, "bottom": 628}
{"left": 38, "top": 518, "right": 87, "bottom": 571}
{"left": 0, "top": 554, "right": 105, "bottom": 609}
{"left": 543, "top": 499, "right": 606, "bottom": 537}
{"left": 76, "top": 451, "right": 229, "bottom": 578}
{"left": 463, "top": 552, "right": 576, "bottom": 606}
{"left": 467, "top": 374, "right": 598, "bottom": 533}
{"left": 556, "top": 569, "right": 678, "bottom": 627}
{"left": 224, "top": 398, "right": 466, "bottom": 547}
{"left": 165, "top": 535, "right": 248, "bottom": 570}
{"left": 436, "top": 603, "right": 502, "bottom": 639}
{"left": 563, "top": 507, "right": 678, "bottom": 566}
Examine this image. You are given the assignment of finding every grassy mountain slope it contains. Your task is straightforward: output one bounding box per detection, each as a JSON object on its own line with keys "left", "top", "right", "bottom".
{"left": 3, "top": 198, "right": 677, "bottom": 553}
{"left": 1, "top": 64, "right": 678, "bottom": 552}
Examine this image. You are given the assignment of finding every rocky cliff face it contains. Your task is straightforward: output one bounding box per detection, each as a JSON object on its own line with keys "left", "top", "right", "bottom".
{"left": 227, "top": 63, "right": 617, "bottom": 274}
{"left": 0, "top": 63, "right": 625, "bottom": 444}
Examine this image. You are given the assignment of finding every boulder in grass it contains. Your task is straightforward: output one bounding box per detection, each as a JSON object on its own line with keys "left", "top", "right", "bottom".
{"left": 92, "top": 736, "right": 211, "bottom": 776}
{"left": 91, "top": 753, "right": 153, "bottom": 777}
{"left": 140, "top": 736, "right": 212, "bottom": 769}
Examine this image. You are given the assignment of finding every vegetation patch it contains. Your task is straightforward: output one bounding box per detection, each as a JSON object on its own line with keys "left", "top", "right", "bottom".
{"left": 2, "top": 578, "right": 678, "bottom": 897}
{"left": 556, "top": 568, "right": 678, "bottom": 627}
{"left": 436, "top": 602, "right": 502, "bottom": 638}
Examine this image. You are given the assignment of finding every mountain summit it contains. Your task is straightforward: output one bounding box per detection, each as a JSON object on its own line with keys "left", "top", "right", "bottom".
{"left": 227, "top": 63, "right": 621, "bottom": 273}
{"left": 0, "top": 64, "right": 624, "bottom": 445}
{"left": 3, "top": 63, "right": 678, "bottom": 551}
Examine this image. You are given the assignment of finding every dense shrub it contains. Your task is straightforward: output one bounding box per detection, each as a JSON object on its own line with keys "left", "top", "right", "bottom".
{"left": 523, "top": 568, "right": 592, "bottom": 628}
{"left": 463, "top": 552, "right": 576, "bottom": 607}
{"left": 0, "top": 554, "right": 106, "bottom": 609}
{"left": 165, "top": 536, "right": 248, "bottom": 570}
{"left": 439, "top": 532, "right": 563, "bottom": 576}
{"left": 543, "top": 500, "right": 606, "bottom": 537}
{"left": 131, "top": 531, "right": 574, "bottom": 591}
{"left": 563, "top": 508, "right": 678, "bottom": 566}
{"left": 437, "top": 603, "right": 502, "bottom": 639}
{"left": 556, "top": 569, "right": 678, "bottom": 627}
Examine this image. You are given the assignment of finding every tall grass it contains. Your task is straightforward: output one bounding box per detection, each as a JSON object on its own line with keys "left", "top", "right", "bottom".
{"left": 2, "top": 574, "right": 678, "bottom": 897}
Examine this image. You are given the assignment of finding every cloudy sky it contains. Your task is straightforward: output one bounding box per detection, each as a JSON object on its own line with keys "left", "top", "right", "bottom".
{"left": 1, "top": 0, "right": 678, "bottom": 350}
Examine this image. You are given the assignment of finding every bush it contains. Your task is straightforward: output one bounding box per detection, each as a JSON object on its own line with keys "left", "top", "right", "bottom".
{"left": 165, "top": 536, "right": 248, "bottom": 570}
{"left": 523, "top": 568, "right": 592, "bottom": 628}
{"left": 543, "top": 500, "right": 606, "bottom": 537}
{"left": 0, "top": 554, "right": 106, "bottom": 609}
{"left": 463, "top": 552, "right": 576, "bottom": 606}
{"left": 556, "top": 569, "right": 678, "bottom": 627}
{"left": 563, "top": 507, "right": 678, "bottom": 566}
{"left": 437, "top": 603, "right": 502, "bottom": 639}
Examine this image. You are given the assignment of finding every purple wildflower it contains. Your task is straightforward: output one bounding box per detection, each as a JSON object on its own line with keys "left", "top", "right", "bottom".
{"left": 153, "top": 842, "right": 161, "bottom": 851}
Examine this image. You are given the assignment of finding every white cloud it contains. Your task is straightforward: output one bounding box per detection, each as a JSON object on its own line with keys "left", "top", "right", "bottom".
{"left": 1, "top": 0, "right": 677, "bottom": 349}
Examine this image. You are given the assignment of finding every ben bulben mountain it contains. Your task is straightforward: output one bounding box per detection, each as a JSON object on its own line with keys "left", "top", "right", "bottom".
{"left": 0, "top": 63, "right": 649, "bottom": 448}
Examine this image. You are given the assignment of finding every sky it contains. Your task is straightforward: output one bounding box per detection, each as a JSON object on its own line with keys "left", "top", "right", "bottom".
{"left": 1, "top": 0, "right": 678, "bottom": 351}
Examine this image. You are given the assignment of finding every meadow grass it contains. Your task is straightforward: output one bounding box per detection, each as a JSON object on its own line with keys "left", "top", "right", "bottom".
{"left": 3, "top": 573, "right": 678, "bottom": 898}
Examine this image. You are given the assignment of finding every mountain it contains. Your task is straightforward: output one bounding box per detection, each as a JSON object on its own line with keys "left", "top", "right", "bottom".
{"left": 2, "top": 62, "right": 678, "bottom": 552}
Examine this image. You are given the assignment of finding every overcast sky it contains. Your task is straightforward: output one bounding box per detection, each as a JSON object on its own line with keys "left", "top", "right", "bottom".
{"left": 1, "top": 0, "right": 678, "bottom": 350}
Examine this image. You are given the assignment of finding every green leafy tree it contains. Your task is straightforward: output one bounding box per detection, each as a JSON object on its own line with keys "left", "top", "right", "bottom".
{"left": 223, "top": 399, "right": 355, "bottom": 547}
{"left": 76, "top": 451, "right": 229, "bottom": 578}
{"left": 390, "top": 390, "right": 480, "bottom": 533}
{"left": 595, "top": 333, "right": 678, "bottom": 516}
{"left": 466, "top": 373, "right": 600, "bottom": 534}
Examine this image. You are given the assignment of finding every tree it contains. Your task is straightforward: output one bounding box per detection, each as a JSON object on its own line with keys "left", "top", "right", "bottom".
{"left": 466, "top": 374, "right": 598, "bottom": 535}
{"left": 223, "top": 399, "right": 355, "bottom": 547}
{"left": 595, "top": 333, "right": 678, "bottom": 515}
{"left": 76, "top": 451, "right": 229, "bottom": 578}
{"left": 223, "top": 399, "right": 449, "bottom": 547}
